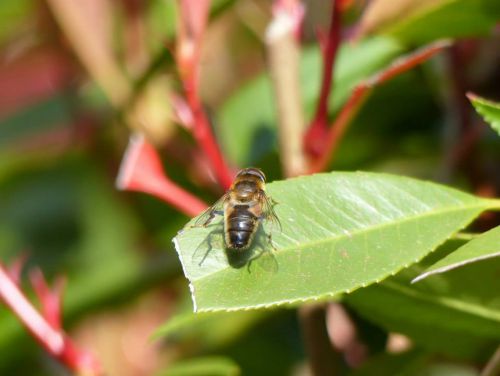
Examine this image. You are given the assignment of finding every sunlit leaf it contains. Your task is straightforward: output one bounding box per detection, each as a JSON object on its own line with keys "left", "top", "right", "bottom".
{"left": 174, "top": 172, "right": 500, "bottom": 312}
{"left": 468, "top": 93, "right": 500, "bottom": 136}
{"left": 413, "top": 226, "right": 500, "bottom": 282}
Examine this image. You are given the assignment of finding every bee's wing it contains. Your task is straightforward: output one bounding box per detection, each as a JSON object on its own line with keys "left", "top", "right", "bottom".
{"left": 261, "top": 191, "right": 282, "bottom": 232}
{"left": 192, "top": 193, "right": 228, "bottom": 227}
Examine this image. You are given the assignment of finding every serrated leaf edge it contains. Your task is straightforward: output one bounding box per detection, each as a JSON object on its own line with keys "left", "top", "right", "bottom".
{"left": 173, "top": 236, "right": 198, "bottom": 312}
{"left": 189, "top": 206, "right": 483, "bottom": 313}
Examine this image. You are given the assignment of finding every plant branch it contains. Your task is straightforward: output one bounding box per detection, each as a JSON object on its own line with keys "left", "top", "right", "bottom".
{"left": 46, "top": 0, "right": 131, "bottom": 107}
{"left": 309, "top": 39, "right": 451, "bottom": 173}
{"left": 266, "top": 0, "right": 307, "bottom": 177}
{"left": 304, "top": 0, "right": 343, "bottom": 157}
{"left": 176, "top": 0, "right": 234, "bottom": 189}
{"left": 116, "top": 133, "right": 208, "bottom": 217}
{"left": 0, "top": 262, "right": 101, "bottom": 375}
{"left": 299, "top": 304, "right": 342, "bottom": 376}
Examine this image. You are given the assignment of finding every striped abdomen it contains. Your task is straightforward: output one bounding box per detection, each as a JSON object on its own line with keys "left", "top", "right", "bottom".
{"left": 225, "top": 205, "right": 257, "bottom": 250}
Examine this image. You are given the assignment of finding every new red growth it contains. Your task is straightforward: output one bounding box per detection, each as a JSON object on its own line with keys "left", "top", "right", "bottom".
{"left": 175, "top": 0, "right": 234, "bottom": 189}
{"left": 304, "top": 0, "right": 344, "bottom": 157}
{"left": 116, "top": 133, "right": 208, "bottom": 216}
{"left": 0, "top": 261, "right": 101, "bottom": 375}
{"left": 308, "top": 40, "right": 451, "bottom": 173}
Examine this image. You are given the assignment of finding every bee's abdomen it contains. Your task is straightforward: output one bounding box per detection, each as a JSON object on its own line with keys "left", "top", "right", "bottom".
{"left": 226, "top": 207, "right": 256, "bottom": 250}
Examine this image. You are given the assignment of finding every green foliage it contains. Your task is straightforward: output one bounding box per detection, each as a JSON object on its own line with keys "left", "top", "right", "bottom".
{"left": 0, "top": 0, "right": 32, "bottom": 45}
{"left": 385, "top": 0, "right": 500, "bottom": 44}
{"left": 0, "top": 157, "right": 182, "bottom": 371}
{"left": 0, "top": 95, "right": 72, "bottom": 147}
{"left": 348, "top": 350, "right": 428, "bottom": 376}
{"left": 346, "top": 239, "right": 500, "bottom": 359}
{"left": 218, "top": 37, "right": 404, "bottom": 166}
{"left": 414, "top": 226, "right": 500, "bottom": 282}
{"left": 154, "top": 309, "right": 270, "bottom": 348}
{"left": 2, "top": 1, "right": 500, "bottom": 374}
{"left": 468, "top": 94, "right": 500, "bottom": 135}
{"left": 175, "top": 172, "right": 499, "bottom": 311}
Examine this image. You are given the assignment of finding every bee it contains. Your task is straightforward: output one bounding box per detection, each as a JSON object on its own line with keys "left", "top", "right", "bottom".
{"left": 194, "top": 167, "right": 281, "bottom": 251}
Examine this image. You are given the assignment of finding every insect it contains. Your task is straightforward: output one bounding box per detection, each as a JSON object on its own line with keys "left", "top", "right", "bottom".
{"left": 194, "top": 167, "right": 281, "bottom": 251}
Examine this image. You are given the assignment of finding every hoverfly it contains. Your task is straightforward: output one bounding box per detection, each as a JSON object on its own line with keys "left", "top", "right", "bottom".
{"left": 193, "top": 167, "right": 281, "bottom": 252}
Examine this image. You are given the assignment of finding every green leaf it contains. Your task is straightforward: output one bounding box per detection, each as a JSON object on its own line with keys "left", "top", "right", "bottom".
{"left": 217, "top": 37, "right": 404, "bottom": 166}
{"left": 346, "top": 239, "right": 500, "bottom": 359}
{"left": 417, "top": 363, "right": 479, "bottom": 376}
{"left": 0, "top": 0, "right": 32, "bottom": 45}
{"left": 413, "top": 226, "right": 500, "bottom": 282}
{"left": 467, "top": 93, "right": 500, "bottom": 135}
{"left": 0, "top": 94, "right": 73, "bottom": 147}
{"left": 348, "top": 350, "right": 428, "bottom": 376}
{"left": 153, "top": 309, "right": 269, "bottom": 348}
{"left": 385, "top": 0, "right": 500, "bottom": 45}
{"left": 174, "top": 172, "right": 499, "bottom": 312}
{"left": 157, "top": 356, "right": 240, "bottom": 376}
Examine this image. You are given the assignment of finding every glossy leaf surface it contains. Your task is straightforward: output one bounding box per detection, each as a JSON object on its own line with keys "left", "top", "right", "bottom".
{"left": 174, "top": 172, "right": 499, "bottom": 311}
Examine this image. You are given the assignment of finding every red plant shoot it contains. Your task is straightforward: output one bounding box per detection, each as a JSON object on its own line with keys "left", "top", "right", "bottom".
{"left": 304, "top": 0, "right": 344, "bottom": 157}
{"left": 0, "top": 261, "right": 101, "bottom": 375}
{"left": 175, "top": 0, "right": 234, "bottom": 190}
{"left": 308, "top": 40, "right": 451, "bottom": 173}
{"left": 116, "top": 133, "right": 208, "bottom": 216}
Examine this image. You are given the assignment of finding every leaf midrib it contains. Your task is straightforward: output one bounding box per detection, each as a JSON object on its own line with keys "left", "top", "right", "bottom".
{"left": 191, "top": 200, "right": 490, "bottom": 283}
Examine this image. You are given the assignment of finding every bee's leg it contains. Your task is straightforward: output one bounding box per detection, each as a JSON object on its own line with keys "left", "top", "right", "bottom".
{"left": 258, "top": 215, "right": 278, "bottom": 251}
{"left": 266, "top": 231, "right": 277, "bottom": 251}
{"left": 201, "top": 210, "right": 223, "bottom": 227}
{"left": 196, "top": 228, "right": 223, "bottom": 266}
{"left": 186, "top": 210, "right": 223, "bottom": 230}
{"left": 246, "top": 247, "right": 264, "bottom": 272}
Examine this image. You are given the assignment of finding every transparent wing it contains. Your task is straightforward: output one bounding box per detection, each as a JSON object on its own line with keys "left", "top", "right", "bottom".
{"left": 261, "top": 191, "right": 282, "bottom": 232}
{"left": 192, "top": 193, "right": 228, "bottom": 227}
{"left": 249, "top": 246, "right": 279, "bottom": 274}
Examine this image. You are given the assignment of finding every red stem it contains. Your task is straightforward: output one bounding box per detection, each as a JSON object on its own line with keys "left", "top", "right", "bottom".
{"left": 177, "top": 0, "right": 234, "bottom": 190}
{"left": 0, "top": 264, "right": 101, "bottom": 375}
{"left": 367, "top": 40, "right": 451, "bottom": 86}
{"left": 309, "top": 84, "right": 368, "bottom": 173}
{"left": 183, "top": 77, "right": 234, "bottom": 190}
{"left": 304, "top": 0, "right": 343, "bottom": 157}
{"left": 309, "top": 40, "right": 451, "bottom": 173}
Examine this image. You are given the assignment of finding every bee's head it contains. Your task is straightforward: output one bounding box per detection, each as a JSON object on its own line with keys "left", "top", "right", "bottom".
{"left": 236, "top": 167, "right": 266, "bottom": 183}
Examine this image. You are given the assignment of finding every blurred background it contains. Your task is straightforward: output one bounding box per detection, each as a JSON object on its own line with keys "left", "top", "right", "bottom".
{"left": 0, "top": 0, "right": 499, "bottom": 375}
